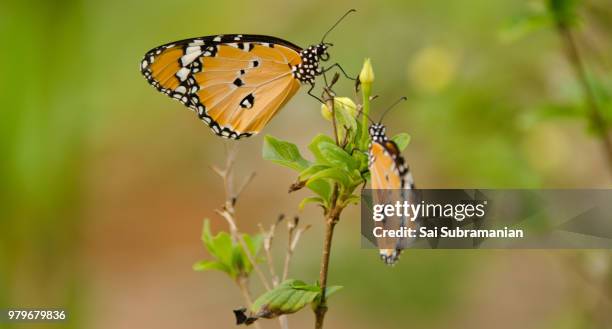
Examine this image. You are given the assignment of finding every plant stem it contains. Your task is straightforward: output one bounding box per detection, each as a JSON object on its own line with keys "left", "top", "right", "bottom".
{"left": 314, "top": 187, "right": 342, "bottom": 329}
{"left": 314, "top": 216, "right": 338, "bottom": 329}
{"left": 556, "top": 23, "right": 612, "bottom": 177}
{"left": 236, "top": 276, "right": 263, "bottom": 329}
{"left": 359, "top": 84, "right": 372, "bottom": 151}
{"left": 236, "top": 276, "right": 254, "bottom": 305}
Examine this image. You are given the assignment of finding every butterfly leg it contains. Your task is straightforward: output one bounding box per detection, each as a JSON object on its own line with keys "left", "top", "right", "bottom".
{"left": 306, "top": 83, "right": 324, "bottom": 103}
{"left": 323, "top": 63, "right": 360, "bottom": 91}
{"left": 322, "top": 63, "right": 356, "bottom": 81}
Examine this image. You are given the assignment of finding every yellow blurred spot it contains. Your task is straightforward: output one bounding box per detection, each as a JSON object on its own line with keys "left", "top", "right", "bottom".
{"left": 408, "top": 46, "right": 457, "bottom": 93}
{"left": 521, "top": 124, "right": 571, "bottom": 172}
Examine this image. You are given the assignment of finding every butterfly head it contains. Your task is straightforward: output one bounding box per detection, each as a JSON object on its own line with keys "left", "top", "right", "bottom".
{"left": 369, "top": 123, "right": 387, "bottom": 142}
{"left": 293, "top": 9, "right": 355, "bottom": 84}
{"left": 317, "top": 43, "right": 332, "bottom": 61}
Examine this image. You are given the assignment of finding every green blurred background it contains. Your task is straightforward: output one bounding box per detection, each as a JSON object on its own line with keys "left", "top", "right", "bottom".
{"left": 1, "top": 0, "right": 612, "bottom": 328}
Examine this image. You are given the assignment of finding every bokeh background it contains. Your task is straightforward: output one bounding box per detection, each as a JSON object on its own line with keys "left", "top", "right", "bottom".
{"left": 2, "top": 0, "right": 612, "bottom": 328}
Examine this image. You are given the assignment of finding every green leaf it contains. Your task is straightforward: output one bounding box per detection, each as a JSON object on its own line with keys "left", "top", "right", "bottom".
{"left": 239, "top": 234, "right": 263, "bottom": 274}
{"left": 249, "top": 280, "right": 321, "bottom": 319}
{"left": 307, "top": 167, "right": 352, "bottom": 191}
{"left": 311, "top": 284, "right": 344, "bottom": 310}
{"left": 201, "top": 220, "right": 234, "bottom": 271}
{"left": 201, "top": 219, "right": 215, "bottom": 253}
{"left": 299, "top": 196, "right": 324, "bottom": 210}
{"left": 290, "top": 281, "right": 322, "bottom": 292}
{"left": 324, "top": 285, "right": 343, "bottom": 299}
{"left": 351, "top": 150, "right": 369, "bottom": 172}
{"left": 306, "top": 179, "right": 332, "bottom": 204}
{"left": 318, "top": 141, "right": 359, "bottom": 170}
{"left": 242, "top": 233, "right": 263, "bottom": 257}
{"left": 263, "top": 135, "right": 310, "bottom": 171}
{"left": 349, "top": 169, "right": 365, "bottom": 186}
{"left": 308, "top": 134, "right": 336, "bottom": 165}
{"left": 196, "top": 221, "right": 266, "bottom": 280}
{"left": 299, "top": 164, "right": 330, "bottom": 181}
{"left": 391, "top": 133, "right": 411, "bottom": 152}
{"left": 192, "top": 260, "right": 230, "bottom": 273}
{"left": 211, "top": 231, "right": 233, "bottom": 265}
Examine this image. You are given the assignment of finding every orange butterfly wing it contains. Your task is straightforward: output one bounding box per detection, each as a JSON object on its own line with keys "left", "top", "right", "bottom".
{"left": 370, "top": 142, "right": 404, "bottom": 190}
{"left": 369, "top": 138, "right": 416, "bottom": 265}
{"left": 141, "top": 35, "right": 303, "bottom": 139}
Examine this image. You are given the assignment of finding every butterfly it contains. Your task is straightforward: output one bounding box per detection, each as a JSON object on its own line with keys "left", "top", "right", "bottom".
{"left": 367, "top": 100, "right": 417, "bottom": 265}
{"left": 140, "top": 10, "right": 355, "bottom": 139}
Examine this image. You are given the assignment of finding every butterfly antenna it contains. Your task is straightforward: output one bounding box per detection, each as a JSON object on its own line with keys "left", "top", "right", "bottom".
{"left": 359, "top": 106, "right": 376, "bottom": 125}
{"left": 378, "top": 96, "right": 407, "bottom": 123}
{"left": 358, "top": 95, "right": 380, "bottom": 125}
{"left": 321, "top": 9, "right": 356, "bottom": 43}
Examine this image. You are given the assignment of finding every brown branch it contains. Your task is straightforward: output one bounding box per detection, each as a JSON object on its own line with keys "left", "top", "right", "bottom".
{"left": 312, "top": 73, "right": 353, "bottom": 329}
{"left": 556, "top": 23, "right": 612, "bottom": 177}
{"left": 314, "top": 185, "right": 343, "bottom": 329}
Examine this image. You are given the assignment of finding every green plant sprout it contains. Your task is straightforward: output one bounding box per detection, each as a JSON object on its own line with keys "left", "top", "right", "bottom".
{"left": 193, "top": 146, "right": 312, "bottom": 329}
{"left": 195, "top": 59, "right": 412, "bottom": 329}
{"left": 502, "top": 0, "right": 612, "bottom": 176}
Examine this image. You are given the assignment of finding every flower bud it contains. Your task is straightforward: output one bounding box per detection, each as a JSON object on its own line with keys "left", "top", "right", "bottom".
{"left": 320, "top": 97, "right": 357, "bottom": 121}
{"left": 359, "top": 58, "right": 375, "bottom": 85}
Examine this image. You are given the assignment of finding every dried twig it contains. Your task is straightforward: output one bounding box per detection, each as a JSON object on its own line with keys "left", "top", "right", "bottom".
{"left": 211, "top": 147, "right": 264, "bottom": 329}
{"left": 283, "top": 217, "right": 311, "bottom": 281}
{"left": 212, "top": 146, "right": 271, "bottom": 291}
{"left": 259, "top": 215, "right": 285, "bottom": 286}
{"left": 212, "top": 148, "right": 314, "bottom": 329}
{"left": 257, "top": 214, "right": 310, "bottom": 329}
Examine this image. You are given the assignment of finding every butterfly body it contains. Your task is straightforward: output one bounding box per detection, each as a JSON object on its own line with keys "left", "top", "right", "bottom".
{"left": 368, "top": 123, "right": 415, "bottom": 265}
{"left": 141, "top": 34, "right": 330, "bottom": 139}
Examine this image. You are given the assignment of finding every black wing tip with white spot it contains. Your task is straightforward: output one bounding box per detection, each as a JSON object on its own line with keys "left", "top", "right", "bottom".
{"left": 380, "top": 250, "right": 401, "bottom": 266}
